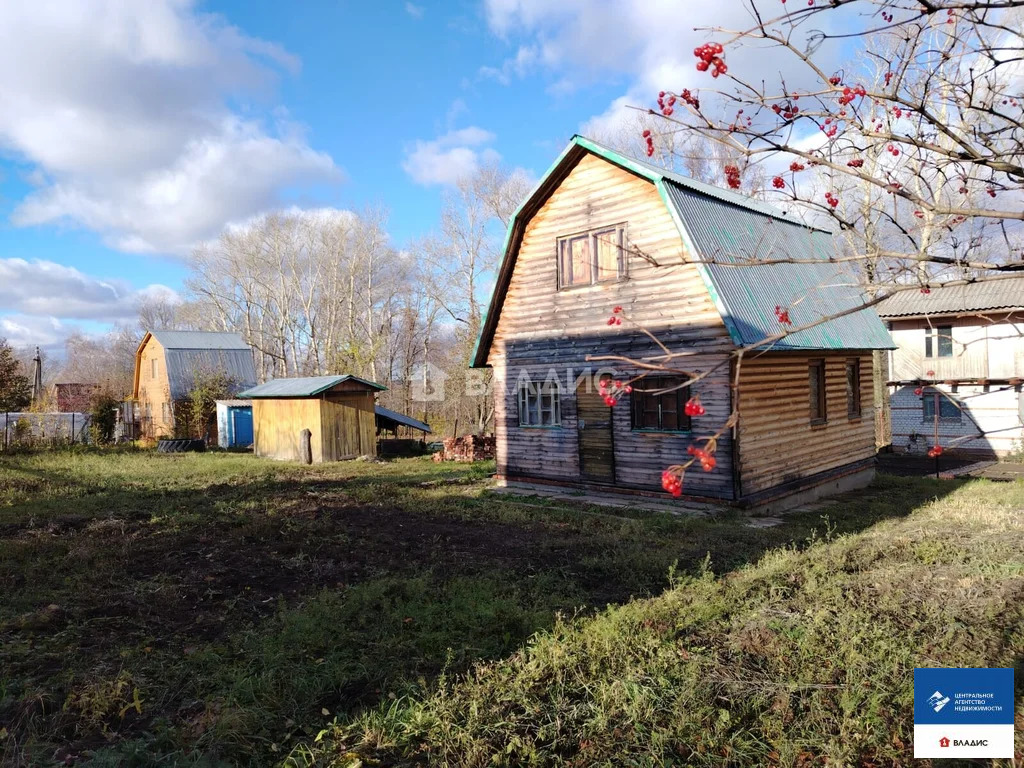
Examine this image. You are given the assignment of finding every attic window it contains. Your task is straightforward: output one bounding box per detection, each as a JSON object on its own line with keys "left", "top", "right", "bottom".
{"left": 151, "top": 359, "right": 157, "bottom": 379}
{"left": 557, "top": 225, "right": 625, "bottom": 288}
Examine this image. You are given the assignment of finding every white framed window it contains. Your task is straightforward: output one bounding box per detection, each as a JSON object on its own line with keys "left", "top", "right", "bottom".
{"left": 151, "top": 358, "right": 158, "bottom": 379}
{"left": 557, "top": 225, "right": 626, "bottom": 288}
{"left": 518, "top": 381, "right": 561, "bottom": 427}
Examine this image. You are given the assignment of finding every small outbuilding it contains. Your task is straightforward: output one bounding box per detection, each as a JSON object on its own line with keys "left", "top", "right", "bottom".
{"left": 239, "top": 375, "right": 385, "bottom": 463}
{"left": 215, "top": 399, "right": 254, "bottom": 449}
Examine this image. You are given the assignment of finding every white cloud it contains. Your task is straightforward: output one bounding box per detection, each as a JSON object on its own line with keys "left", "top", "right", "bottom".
{"left": 0, "top": 1, "right": 341, "bottom": 254}
{"left": 0, "top": 258, "right": 179, "bottom": 322}
{"left": 478, "top": 45, "right": 538, "bottom": 85}
{"left": 405, "top": 2, "right": 425, "bottom": 18}
{"left": 402, "top": 127, "right": 502, "bottom": 186}
{"left": 0, "top": 314, "right": 71, "bottom": 349}
{"left": 481, "top": 0, "right": 849, "bottom": 138}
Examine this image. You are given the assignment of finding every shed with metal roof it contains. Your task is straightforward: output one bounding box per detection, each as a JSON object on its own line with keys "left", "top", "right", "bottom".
{"left": 239, "top": 375, "right": 385, "bottom": 463}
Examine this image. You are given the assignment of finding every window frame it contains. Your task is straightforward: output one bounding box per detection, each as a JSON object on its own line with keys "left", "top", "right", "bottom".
{"left": 809, "top": 358, "right": 827, "bottom": 425}
{"left": 924, "top": 325, "right": 954, "bottom": 358}
{"left": 922, "top": 392, "right": 961, "bottom": 422}
{"left": 845, "top": 358, "right": 861, "bottom": 420}
{"left": 517, "top": 380, "right": 562, "bottom": 428}
{"left": 630, "top": 375, "right": 691, "bottom": 433}
{"left": 151, "top": 358, "right": 157, "bottom": 379}
{"left": 556, "top": 224, "right": 627, "bottom": 289}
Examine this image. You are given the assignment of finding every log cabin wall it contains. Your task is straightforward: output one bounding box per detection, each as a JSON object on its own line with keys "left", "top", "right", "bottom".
{"left": 488, "top": 152, "right": 735, "bottom": 498}
{"left": 736, "top": 351, "right": 875, "bottom": 496}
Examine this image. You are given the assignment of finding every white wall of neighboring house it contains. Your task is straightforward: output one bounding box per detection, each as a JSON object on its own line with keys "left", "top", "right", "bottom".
{"left": 887, "top": 314, "right": 1024, "bottom": 456}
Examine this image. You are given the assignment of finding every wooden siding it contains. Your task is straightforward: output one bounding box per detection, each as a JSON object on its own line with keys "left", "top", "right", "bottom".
{"left": 321, "top": 392, "right": 377, "bottom": 460}
{"left": 488, "top": 152, "right": 735, "bottom": 498}
{"left": 888, "top": 314, "right": 1024, "bottom": 381}
{"left": 252, "top": 386, "right": 378, "bottom": 463}
{"left": 135, "top": 336, "right": 173, "bottom": 439}
{"left": 736, "top": 352, "right": 874, "bottom": 495}
{"left": 253, "top": 398, "right": 324, "bottom": 463}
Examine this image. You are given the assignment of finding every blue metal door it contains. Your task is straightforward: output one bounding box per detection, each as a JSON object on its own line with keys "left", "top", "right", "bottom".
{"left": 231, "top": 407, "right": 253, "bottom": 446}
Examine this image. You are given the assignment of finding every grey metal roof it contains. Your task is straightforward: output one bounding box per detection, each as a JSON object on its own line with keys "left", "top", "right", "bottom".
{"left": 239, "top": 374, "right": 386, "bottom": 398}
{"left": 165, "top": 348, "right": 258, "bottom": 400}
{"left": 664, "top": 181, "right": 895, "bottom": 350}
{"left": 876, "top": 277, "right": 1024, "bottom": 318}
{"left": 375, "top": 405, "right": 431, "bottom": 433}
{"left": 150, "top": 330, "right": 252, "bottom": 350}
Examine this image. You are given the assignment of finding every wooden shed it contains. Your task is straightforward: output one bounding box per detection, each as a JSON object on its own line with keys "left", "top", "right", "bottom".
{"left": 239, "top": 375, "right": 385, "bottom": 463}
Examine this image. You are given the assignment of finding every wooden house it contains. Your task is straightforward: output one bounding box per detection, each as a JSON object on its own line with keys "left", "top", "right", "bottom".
{"left": 239, "top": 375, "right": 385, "bottom": 463}
{"left": 132, "top": 330, "right": 257, "bottom": 440}
{"left": 472, "top": 136, "right": 895, "bottom": 509}
{"left": 877, "top": 278, "right": 1024, "bottom": 457}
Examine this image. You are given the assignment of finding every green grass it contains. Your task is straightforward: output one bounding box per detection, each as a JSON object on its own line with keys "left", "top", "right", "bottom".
{"left": 1, "top": 449, "right": 1020, "bottom": 766}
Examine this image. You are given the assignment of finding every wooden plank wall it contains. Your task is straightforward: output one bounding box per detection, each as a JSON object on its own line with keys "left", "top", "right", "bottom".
{"left": 136, "top": 336, "right": 173, "bottom": 438}
{"left": 252, "top": 398, "right": 323, "bottom": 463}
{"left": 321, "top": 392, "right": 377, "bottom": 460}
{"left": 736, "top": 352, "right": 874, "bottom": 495}
{"left": 488, "top": 152, "right": 735, "bottom": 498}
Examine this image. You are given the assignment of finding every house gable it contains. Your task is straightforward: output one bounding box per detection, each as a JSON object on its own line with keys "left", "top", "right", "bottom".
{"left": 484, "top": 150, "right": 730, "bottom": 366}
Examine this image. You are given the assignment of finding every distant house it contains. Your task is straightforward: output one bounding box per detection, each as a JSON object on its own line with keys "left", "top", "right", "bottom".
{"left": 132, "top": 330, "right": 258, "bottom": 440}
{"left": 877, "top": 278, "right": 1024, "bottom": 457}
{"left": 52, "top": 382, "right": 99, "bottom": 413}
{"left": 473, "top": 135, "right": 895, "bottom": 509}
{"left": 239, "top": 375, "right": 385, "bottom": 463}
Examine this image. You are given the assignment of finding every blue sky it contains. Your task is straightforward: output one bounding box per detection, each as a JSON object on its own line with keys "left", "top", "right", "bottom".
{"left": 0, "top": 0, "right": 838, "bottom": 350}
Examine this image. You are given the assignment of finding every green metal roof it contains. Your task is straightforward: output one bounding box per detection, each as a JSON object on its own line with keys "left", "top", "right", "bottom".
{"left": 471, "top": 135, "right": 894, "bottom": 367}
{"left": 239, "top": 374, "right": 386, "bottom": 398}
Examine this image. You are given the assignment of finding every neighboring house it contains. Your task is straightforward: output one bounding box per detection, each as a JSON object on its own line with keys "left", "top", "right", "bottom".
{"left": 52, "top": 382, "right": 99, "bottom": 412}
{"left": 877, "top": 278, "right": 1024, "bottom": 457}
{"left": 239, "top": 375, "right": 385, "bottom": 463}
{"left": 132, "top": 330, "right": 258, "bottom": 440}
{"left": 473, "top": 135, "right": 895, "bottom": 509}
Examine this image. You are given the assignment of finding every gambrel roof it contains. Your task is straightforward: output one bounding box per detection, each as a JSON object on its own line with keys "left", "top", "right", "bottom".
{"left": 472, "top": 136, "right": 894, "bottom": 367}
{"left": 134, "top": 330, "right": 258, "bottom": 400}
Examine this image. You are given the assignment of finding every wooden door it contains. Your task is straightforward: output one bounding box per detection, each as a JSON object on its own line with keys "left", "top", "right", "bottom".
{"left": 576, "top": 383, "right": 615, "bottom": 484}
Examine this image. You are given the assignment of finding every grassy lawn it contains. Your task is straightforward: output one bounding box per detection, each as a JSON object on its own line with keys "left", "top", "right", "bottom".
{"left": 0, "top": 449, "right": 1020, "bottom": 766}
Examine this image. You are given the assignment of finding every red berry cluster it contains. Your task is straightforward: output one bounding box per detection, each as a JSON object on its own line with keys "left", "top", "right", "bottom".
{"left": 789, "top": 161, "right": 805, "bottom": 172}
{"left": 847, "top": 158, "right": 864, "bottom": 168}
{"left": 824, "top": 191, "right": 839, "bottom": 208}
{"left": 598, "top": 378, "right": 633, "bottom": 407}
{"left": 946, "top": 8, "right": 955, "bottom": 23}
{"left": 642, "top": 129, "right": 654, "bottom": 157}
{"left": 680, "top": 88, "right": 700, "bottom": 109}
{"left": 724, "top": 164, "right": 741, "bottom": 189}
{"left": 775, "top": 305, "right": 792, "bottom": 325}
{"left": 928, "top": 445, "right": 944, "bottom": 458}
{"left": 772, "top": 176, "right": 785, "bottom": 189}
{"left": 606, "top": 305, "right": 624, "bottom": 326}
{"left": 829, "top": 75, "right": 842, "bottom": 86}
{"left": 913, "top": 210, "right": 924, "bottom": 218}
{"left": 884, "top": 71, "right": 893, "bottom": 86}
{"left": 893, "top": 107, "right": 903, "bottom": 118}
{"left": 914, "top": 386, "right": 924, "bottom": 395}
{"left": 771, "top": 102, "right": 799, "bottom": 120}
{"left": 657, "top": 91, "right": 675, "bottom": 116}
{"left": 687, "top": 444, "right": 717, "bottom": 471}
{"left": 838, "top": 84, "right": 866, "bottom": 106}
{"left": 881, "top": 10, "right": 893, "bottom": 22}
{"left": 920, "top": 287, "right": 931, "bottom": 294}
{"left": 886, "top": 143, "right": 900, "bottom": 157}
{"left": 693, "top": 43, "right": 727, "bottom": 77}
{"left": 987, "top": 187, "right": 997, "bottom": 198}
{"left": 661, "top": 468, "right": 684, "bottom": 497}
{"left": 684, "top": 397, "right": 706, "bottom": 417}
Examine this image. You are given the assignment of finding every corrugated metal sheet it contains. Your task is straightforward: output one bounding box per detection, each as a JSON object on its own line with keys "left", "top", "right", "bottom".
{"left": 663, "top": 181, "right": 895, "bottom": 350}
{"left": 151, "top": 330, "right": 251, "bottom": 350}
{"left": 876, "top": 276, "right": 1024, "bottom": 318}
{"left": 375, "top": 405, "right": 431, "bottom": 433}
{"left": 165, "top": 349, "right": 258, "bottom": 400}
{"left": 239, "top": 374, "right": 386, "bottom": 398}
